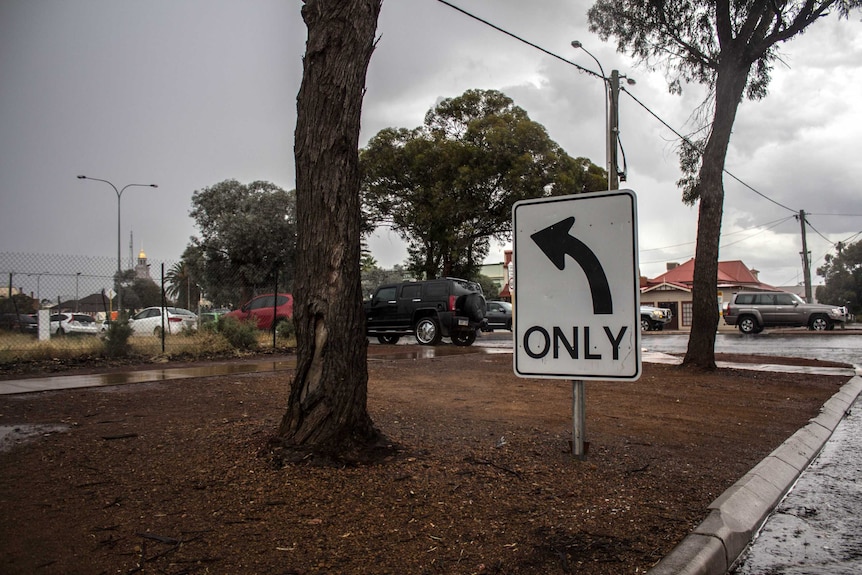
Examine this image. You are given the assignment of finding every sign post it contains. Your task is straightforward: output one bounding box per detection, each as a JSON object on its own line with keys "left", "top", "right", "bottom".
{"left": 512, "top": 190, "right": 640, "bottom": 458}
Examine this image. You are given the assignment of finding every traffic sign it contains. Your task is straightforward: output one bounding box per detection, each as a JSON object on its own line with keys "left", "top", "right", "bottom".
{"left": 512, "top": 190, "right": 641, "bottom": 380}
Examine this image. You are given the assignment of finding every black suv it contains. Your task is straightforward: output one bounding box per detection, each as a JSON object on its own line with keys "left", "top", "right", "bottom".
{"left": 365, "top": 278, "right": 486, "bottom": 346}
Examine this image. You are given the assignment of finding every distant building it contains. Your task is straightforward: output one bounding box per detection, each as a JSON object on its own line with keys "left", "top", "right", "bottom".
{"left": 641, "top": 259, "right": 776, "bottom": 331}
{"left": 135, "top": 248, "right": 151, "bottom": 279}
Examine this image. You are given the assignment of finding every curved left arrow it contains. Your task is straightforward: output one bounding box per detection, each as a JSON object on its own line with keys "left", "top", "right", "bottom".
{"left": 531, "top": 216, "right": 613, "bottom": 315}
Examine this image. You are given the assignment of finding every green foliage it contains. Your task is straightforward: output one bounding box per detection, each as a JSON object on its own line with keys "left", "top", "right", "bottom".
{"left": 816, "top": 240, "right": 862, "bottom": 315}
{"left": 102, "top": 320, "right": 133, "bottom": 358}
{"left": 360, "top": 265, "right": 410, "bottom": 299}
{"left": 361, "top": 89, "right": 606, "bottom": 280}
{"left": 276, "top": 318, "right": 295, "bottom": 341}
{"left": 115, "top": 269, "right": 162, "bottom": 312}
{"left": 187, "top": 180, "right": 296, "bottom": 308}
{"left": 218, "top": 316, "right": 259, "bottom": 351}
{"left": 473, "top": 274, "right": 501, "bottom": 300}
{"left": 165, "top": 261, "right": 200, "bottom": 310}
{"left": 588, "top": 0, "right": 861, "bottom": 205}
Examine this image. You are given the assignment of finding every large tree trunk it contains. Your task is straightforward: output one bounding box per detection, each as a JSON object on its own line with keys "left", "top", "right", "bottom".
{"left": 277, "top": 0, "right": 382, "bottom": 455}
{"left": 683, "top": 59, "right": 750, "bottom": 369}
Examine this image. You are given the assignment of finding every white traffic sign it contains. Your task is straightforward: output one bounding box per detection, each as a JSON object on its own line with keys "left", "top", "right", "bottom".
{"left": 512, "top": 190, "right": 641, "bottom": 381}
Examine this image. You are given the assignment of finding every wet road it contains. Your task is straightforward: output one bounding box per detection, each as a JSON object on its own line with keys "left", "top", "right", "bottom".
{"left": 639, "top": 332, "right": 862, "bottom": 366}
{"left": 731, "top": 394, "right": 862, "bottom": 575}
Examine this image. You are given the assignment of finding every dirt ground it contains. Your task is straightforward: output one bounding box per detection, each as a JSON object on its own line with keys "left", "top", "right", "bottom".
{"left": 0, "top": 348, "right": 853, "bottom": 575}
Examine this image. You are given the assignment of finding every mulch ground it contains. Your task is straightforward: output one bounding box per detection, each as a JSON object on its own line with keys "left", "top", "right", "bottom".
{"left": 0, "top": 349, "right": 853, "bottom": 575}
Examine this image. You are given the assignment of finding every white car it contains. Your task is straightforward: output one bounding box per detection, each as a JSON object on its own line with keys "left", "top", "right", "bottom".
{"left": 50, "top": 313, "right": 101, "bottom": 336}
{"left": 128, "top": 307, "right": 198, "bottom": 336}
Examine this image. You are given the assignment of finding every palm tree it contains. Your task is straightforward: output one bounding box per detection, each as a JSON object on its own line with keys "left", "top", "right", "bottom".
{"left": 165, "top": 261, "right": 199, "bottom": 310}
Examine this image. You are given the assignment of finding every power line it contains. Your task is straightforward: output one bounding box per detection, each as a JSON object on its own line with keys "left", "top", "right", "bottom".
{"left": 640, "top": 216, "right": 795, "bottom": 253}
{"left": 435, "top": 0, "right": 598, "bottom": 79}
{"left": 435, "top": 0, "right": 800, "bottom": 215}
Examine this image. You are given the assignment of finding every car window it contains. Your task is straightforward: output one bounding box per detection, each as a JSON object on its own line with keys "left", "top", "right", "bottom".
{"left": 72, "top": 314, "right": 93, "bottom": 323}
{"left": 275, "top": 295, "right": 290, "bottom": 306}
{"left": 50, "top": 314, "right": 63, "bottom": 322}
{"left": 375, "top": 287, "right": 397, "bottom": 304}
{"left": 250, "top": 296, "right": 274, "bottom": 310}
{"left": 775, "top": 294, "right": 795, "bottom": 305}
{"left": 401, "top": 285, "right": 421, "bottom": 300}
{"left": 424, "top": 282, "right": 447, "bottom": 299}
{"left": 735, "top": 294, "right": 754, "bottom": 305}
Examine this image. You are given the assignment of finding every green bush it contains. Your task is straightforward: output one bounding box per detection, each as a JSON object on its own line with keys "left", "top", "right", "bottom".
{"left": 218, "top": 316, "right": 259, "bottom": 351}
{"left": 103, "top": 320, "right": 133, "bottom": 357}
{"left": 276, "top": 318, "right": 295, "bottom": 341}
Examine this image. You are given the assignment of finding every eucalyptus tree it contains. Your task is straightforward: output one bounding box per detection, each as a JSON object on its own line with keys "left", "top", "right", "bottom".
{"left": 588, "top": 0, "right": 861, "bottom": 368}
{"left": 361, "top": 89, "right": 606, "bottom": 280}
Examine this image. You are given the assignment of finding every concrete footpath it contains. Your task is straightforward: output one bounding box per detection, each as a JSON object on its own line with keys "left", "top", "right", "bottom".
{"left": 647, "top": 356, "right": 862, "bottom": 575}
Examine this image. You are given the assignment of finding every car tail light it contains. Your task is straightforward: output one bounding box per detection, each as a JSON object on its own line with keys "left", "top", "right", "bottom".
{"left": 168, "top": 317, "right": 182, "bottom": 323}
{"left": 448, "top": 295, "right": 457, "bottom": 311}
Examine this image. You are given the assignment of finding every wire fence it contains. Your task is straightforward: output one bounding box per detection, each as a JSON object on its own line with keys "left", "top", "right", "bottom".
{"left": 0, "top": 251, "right": 296, "bottom": 355}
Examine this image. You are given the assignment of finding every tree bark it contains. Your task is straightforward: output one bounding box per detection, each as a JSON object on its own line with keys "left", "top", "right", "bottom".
{"left": 277, "top": 0, "right": 382, "bottom": 454}
{"left": 683, "top": 57, "right": 751, "bottom": 369}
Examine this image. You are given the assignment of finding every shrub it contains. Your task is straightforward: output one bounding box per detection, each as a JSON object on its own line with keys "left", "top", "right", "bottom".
{"left": 276, "top": 318, "right": 296, "bottom": 341}
{"left": 103, "top": 320, "right": 133, "bottom": 357}
{"left": 218, "top": 316, "right": 259, "bottom": 351}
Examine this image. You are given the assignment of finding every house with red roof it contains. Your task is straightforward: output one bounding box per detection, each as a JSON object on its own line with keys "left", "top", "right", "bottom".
{"left": 641, "top": 259, "right": 776, "bottom": 331}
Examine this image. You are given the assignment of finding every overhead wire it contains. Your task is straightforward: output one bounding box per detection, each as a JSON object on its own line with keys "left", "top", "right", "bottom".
{"left": 434, "top": 0, "right": 858, "bottom": 265}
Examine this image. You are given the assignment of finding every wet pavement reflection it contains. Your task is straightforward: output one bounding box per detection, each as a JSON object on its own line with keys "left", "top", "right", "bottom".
{"left": 0, "top": 343, "right": 493, "bottom": 395}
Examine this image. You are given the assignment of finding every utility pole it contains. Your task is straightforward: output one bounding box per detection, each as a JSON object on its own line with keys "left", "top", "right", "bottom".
{"left": 799, "top": 209, "right": 812, "bottom": 303}
{"left": 609, "top": 70, "right": 620, "bottom": 191}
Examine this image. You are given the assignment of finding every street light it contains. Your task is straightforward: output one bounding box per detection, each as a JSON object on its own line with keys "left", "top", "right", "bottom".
{"left": 77, "top": 175, "right": 158, "bottom": 314}
{"left": 571, "top": 41, "right": 635, "bottom": 191}
{"left": 571, "top": 40, "right": 610, "bottom": 191}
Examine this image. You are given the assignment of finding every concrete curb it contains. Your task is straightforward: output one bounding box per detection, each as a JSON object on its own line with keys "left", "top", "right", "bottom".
{"left": 647, "top": 374, "right": 862, "bottom": 575}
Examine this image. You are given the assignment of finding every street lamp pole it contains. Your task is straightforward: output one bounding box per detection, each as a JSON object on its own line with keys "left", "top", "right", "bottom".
{"left": 77, "top": 175, "right": 157, "bottom": 315}
{"left": 571, "top": 41, "right": 611, "bottom": 191}
{"left": 571, "top": 42, "right": 635, "bottom": 192}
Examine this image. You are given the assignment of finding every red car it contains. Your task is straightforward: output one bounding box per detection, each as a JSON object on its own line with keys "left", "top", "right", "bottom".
{"left": 224, "top": 293, "right": 293, "bottom": 330}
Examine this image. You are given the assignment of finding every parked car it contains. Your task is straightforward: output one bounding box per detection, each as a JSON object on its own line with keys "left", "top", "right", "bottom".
{"left": 483, "top": 300, "right": 512, "bottom": 332}
{"left": 50, "top": 313, "right": 100, "bottom": 336}
{"left": 723, "top": 291, "right": 847, "bottom": 334}
{"left": 200, "top": 308, "right": 231, "bottom": 326}
{"left": 128, "top": 307, "right": 198, "bottom": 336}
{"left": 640, "top": 305, "right": 673, "bottom": 332}
{"left": 0, "top": 313, "right": 37, "bottom": 334}
{"left": 365, "top": 278, "right": 486, "bottom": 346}
{"left": 223, "top": 294, "right": 293, "bottom": 330}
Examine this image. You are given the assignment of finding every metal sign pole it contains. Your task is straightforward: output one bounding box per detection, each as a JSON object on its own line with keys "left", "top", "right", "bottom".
{"left": 572, "top": 379, "right": 586, "bottom": 459}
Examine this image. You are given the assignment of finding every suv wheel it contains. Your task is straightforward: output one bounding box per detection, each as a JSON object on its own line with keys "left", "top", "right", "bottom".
{"left": 809, "top": 315, "right": 830, "bottom": 331}
{"left": 640, "top": 317, "right": 652, "bottom": 332}
{"left": 451, "top": 330, "right": 476, "bottom": 346}
{"left": 414, "top": 317, "right": 442, "bottom": 345}
{"left": 377, "top": 334, "right": 400, "bottom": 345}
{"left": 738, "top": 315, "right": 759, "bottom": 334}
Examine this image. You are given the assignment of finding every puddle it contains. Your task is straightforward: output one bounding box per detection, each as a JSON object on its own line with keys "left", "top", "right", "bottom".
{"left": 0, "top": 423, "right": 70, "bottom": 452}
{"left": 0, "top": 346, "right": 498, "bottom": 396}
{"left": 0, "top": 361, "right": 296, "bottom": 395}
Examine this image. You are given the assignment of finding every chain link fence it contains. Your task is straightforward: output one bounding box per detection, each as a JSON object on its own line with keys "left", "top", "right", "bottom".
{"left": 0, "top": 252, "right": 295, "bottom": 359}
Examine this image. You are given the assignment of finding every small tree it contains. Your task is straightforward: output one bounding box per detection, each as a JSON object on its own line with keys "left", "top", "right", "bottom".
{"left": 187, "top": 180, "right": 296, "bottom": 306}
{"left": 816, "top": 240, "right": 862, "bottom": 315}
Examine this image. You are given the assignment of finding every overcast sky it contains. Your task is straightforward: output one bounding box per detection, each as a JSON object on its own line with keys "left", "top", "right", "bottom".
{"left": 2, "top": 0, "right": 861, "bottom": 299}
